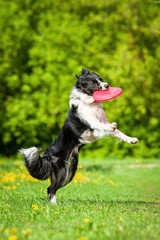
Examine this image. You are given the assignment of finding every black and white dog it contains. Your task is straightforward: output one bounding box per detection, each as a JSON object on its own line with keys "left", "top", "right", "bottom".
{"left": 20, "top": 68, "right": 138, "bottom": 204}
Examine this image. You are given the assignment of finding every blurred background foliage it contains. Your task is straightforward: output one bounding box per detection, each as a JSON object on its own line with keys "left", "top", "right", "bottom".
{"left": 0, "top": 0, "right": 160, "bottom": 158}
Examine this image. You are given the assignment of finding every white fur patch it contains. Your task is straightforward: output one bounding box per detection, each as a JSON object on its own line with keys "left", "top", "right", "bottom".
{"left": 70, "top": 87, "right": 95, "bottom": 105}
{"left": 19, "top": 147, "right": 39, "bottom": 166}
{"left": 49, "top": 194, "right": 57, "bottom": 205}
{"left": 80, "top": 129, "right": 97, "bottom": 144}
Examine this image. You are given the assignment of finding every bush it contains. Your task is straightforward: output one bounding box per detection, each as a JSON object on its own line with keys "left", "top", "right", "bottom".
{"left": 0, "top": 0, "right": 160, "bottom": 158}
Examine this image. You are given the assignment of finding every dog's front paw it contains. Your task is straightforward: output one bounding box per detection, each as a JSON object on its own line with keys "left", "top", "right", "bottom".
{"left": 130, "top": 137, "right": 139, "bottom": 144}
{"left": 126, "top": 137, "right": 139, "bottom": 144}
{"left": 111, "top": 122, "right": 117, "bottom": 131}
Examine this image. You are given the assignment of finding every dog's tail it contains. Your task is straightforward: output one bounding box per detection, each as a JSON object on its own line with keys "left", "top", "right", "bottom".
{"left": 19, "top": 147, "right": 51, "bottom": 180}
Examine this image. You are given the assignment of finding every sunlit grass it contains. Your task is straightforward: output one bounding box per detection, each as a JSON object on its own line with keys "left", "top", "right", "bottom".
{"left": 0, "top": 158, "right": 160, "bottom": 240}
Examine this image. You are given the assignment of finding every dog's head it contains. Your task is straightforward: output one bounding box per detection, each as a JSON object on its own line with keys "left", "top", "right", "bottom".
{"left": 75, "top": 68, "right": 109, "bottom": 96}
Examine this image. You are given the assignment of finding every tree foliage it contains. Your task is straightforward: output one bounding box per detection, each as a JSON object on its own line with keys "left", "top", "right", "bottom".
{"left": 0, "top": 0, "right": 160, "bottom": 158}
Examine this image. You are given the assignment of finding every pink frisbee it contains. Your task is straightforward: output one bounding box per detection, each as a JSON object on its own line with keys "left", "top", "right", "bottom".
{"left": 93, "top": 87, "right": 123, "bottom": 102}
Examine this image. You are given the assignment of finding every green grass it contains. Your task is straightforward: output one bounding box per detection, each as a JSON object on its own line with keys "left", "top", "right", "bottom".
{"left": 0, "top": 158, "right": 160, "bottom": 240}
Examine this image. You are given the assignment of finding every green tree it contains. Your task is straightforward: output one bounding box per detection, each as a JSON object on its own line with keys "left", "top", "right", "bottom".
{"left": 0, "top": 0, "right": 160, "bottom": 158}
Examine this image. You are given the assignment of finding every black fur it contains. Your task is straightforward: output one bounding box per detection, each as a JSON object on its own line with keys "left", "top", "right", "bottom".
{"left": 23, "top": 148, "right": 51, "bottom": 180}
{"left": 41, "top": 105, "right": 88, "bottom": 196}
{"left": 20, "top": 68, "right": 109, "bottom": 203}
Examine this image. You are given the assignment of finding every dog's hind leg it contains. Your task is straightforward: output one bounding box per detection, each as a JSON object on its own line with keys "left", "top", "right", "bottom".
{"left": 47, "top": 171, "right": 57, "bottom": 205}
{"left": 48, "top": 185, "right": 57, "bottom": 205}
{"left": 47, "top": 167, "right": 67, "bottom": 205}
{"left": 48, "top": 190, "right": 57, "bottom": 205}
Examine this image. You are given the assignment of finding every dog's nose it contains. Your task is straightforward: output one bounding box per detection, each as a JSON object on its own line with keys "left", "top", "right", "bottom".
{"left": 104, "top": 84, "right": 109, "bottom": 89}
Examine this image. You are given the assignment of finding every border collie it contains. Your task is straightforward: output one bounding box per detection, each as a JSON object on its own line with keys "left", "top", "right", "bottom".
{"left": 20, "top": 68, "right": 138, "bottom": 204}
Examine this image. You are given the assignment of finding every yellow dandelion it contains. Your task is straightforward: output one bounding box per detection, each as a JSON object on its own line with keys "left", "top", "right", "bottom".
{"left": 84, "top": 218, "right": 89, "bottom": 223}
{"left": 43, "top": 215, "right": 47, "bottom": 218}
{"left": 12, "top": 186, "right": 16, "bottom": 190}
{"left": 41, "top": 206, "right": 45, "bottom": 209}
{"left": 73, "top": 172, "right": 89, "bottom": 183}
{"left": 31, "top": 205, "right": 38, "bottom": 210}
{"left": 78, "top": 165, "right": 83, "bottom": 169}
{"left": 74, "top": 173, "right": 82, "bottom": 178}
{"left": 79, "top": 179, "right": 84, "bottom": 183}
{"left": 11, "top": 228, "right": 17, "bottom": 234}
{"left": 5, "top": 228, "right": 10, "bottom": 233}
{"left": 4, "top": 186, "right": 11, "bottom": 190}
{"left": 20, "top": 166, "right": 23, "bottom": 170}
{"left": 40, "top": 188, "right": 43, "bottom": 192}
{"left": 8, "top": 235, "right": 18, "bottom": 240}
{"left": 2, "top": 172, "right": 16, "bottom": 183}
{"left": 54, "top": 212, "right": 58, "bottom": 215}
{"left": 21, "top": 173, "right": 27, "bottom": 180}
{"left": 17, "top": 183, "right": 20, "bottom": 186}
{"left": 77, "top": 237, "right": 87, "bottom": 240}
{"left": 24, "top": 229, "right": 31, "bottom": 235}
{"left": 74, "top": 179, "right": 78, "bottom": 184}
{"left": 136, "top": 159, "right": 140, "bottom": 164}
{"left": 102, "top": 222, "right": 106, "bottom": 226}
{"left": 119, "top": 217, "right": 123, "bottom": 221}
{"left": 93, "top": 179, "right": 98, "bottom": 184}
{"left": 109, "top": 179, "right": 116, "bottom": 186}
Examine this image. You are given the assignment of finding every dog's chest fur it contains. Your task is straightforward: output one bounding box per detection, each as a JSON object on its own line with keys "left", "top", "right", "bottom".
{"left": 77, "top": 101, "right": 107, "bottom": 143}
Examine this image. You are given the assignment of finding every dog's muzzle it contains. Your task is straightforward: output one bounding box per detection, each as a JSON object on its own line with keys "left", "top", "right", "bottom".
{"left": 100, "top": 82, "right": 109, "bottom": 90}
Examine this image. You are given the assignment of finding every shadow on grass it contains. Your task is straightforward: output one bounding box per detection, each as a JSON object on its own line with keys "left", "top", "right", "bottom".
{"left": 63, "top": 199, "right": 160, "bottom": 206}
{"left": 85, "top": 165, "right": 113, "bottom": 172}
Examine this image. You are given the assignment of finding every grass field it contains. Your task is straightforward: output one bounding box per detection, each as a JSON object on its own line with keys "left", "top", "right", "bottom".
{"left": 0, "top": 157, "right": 160, "bottom": 240}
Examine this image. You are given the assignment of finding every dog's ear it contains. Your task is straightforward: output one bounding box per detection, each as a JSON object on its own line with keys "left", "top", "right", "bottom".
{"left": 75, "top": 74, "right": 79, "bottom": 79}
{"left": 82, "top": 68, "right": 90, "bottom": 75}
